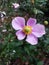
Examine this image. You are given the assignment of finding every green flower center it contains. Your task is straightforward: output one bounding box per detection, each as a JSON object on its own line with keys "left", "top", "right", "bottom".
{"left": 23, "top": 26, "right": 32, "bottom": 35}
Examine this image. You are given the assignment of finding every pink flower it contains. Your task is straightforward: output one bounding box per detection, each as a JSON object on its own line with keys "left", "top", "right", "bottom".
{"left": 12, "top": 3, "right": 20, "bottom": 8}
{"left": 12, "top": 17, "right": 45, "bottom": 45}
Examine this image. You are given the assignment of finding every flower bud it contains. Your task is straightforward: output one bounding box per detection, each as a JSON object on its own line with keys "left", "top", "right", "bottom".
{"left": 31, "top": 0, "right": 34, "bottom": 4}
{"left": 44, "top": 21, "right": 48, "bottom": 25}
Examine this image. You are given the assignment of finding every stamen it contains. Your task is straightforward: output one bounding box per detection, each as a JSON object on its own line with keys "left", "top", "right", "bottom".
{"left": 23, "top": 26, "right": 32, "bottom": 35}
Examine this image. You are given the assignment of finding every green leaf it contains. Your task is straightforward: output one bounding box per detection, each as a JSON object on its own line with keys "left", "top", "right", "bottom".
{"left": 33, "top": 8, "right": 44, "bottom": 14}
{"left": 37, "top": 61, "right": 43, "bottom": 65}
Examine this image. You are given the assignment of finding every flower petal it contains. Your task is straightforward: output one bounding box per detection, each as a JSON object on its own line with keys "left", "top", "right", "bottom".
{"left": 12, "top": 17, "right": 25, "bottom": 30}
{"left": 16, "top": 30, "right": 26, "bottom": 40}
{"left": 26, "top": 34, "right": 38, "bottom": 45}
{"left": 33, "top": 24, "right": 46, "bottom": 37}
{"left": 27, "top": 18, "right": 36, "bottom": 26}
{"left": 12, "top": 3, "right": 20, "bottom": 8}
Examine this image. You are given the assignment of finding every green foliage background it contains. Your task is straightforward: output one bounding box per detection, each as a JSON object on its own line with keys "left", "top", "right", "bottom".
{"left": 0, "top": 0, "right": 49, "bottom": 65}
